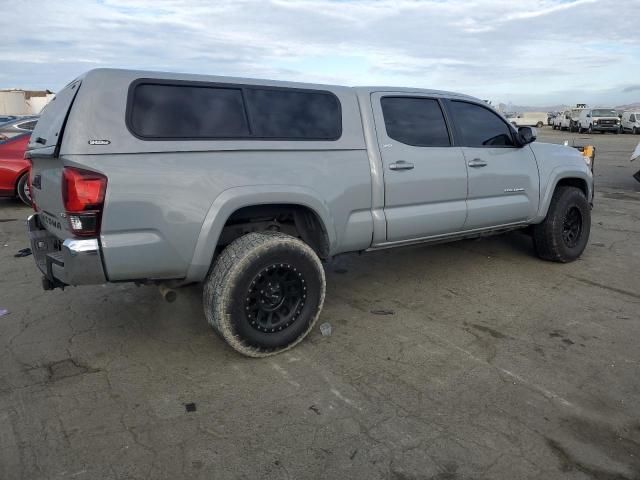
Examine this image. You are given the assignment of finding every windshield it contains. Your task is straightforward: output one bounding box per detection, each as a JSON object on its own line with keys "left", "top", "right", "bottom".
{"left": 592, "top": 109, "right": 617, "bottom": 117}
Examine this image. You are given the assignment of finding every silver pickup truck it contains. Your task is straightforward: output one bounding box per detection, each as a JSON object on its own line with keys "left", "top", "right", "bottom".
{"left": 26, "top": 69, "right": 594, "bottom": 357}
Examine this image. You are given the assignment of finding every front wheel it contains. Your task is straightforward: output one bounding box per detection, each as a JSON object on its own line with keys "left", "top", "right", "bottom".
{"left": 533, "top": 186, "right": 591, "bottom": 263}
{"left": 203, "top": 231, "right": 325, "bottom": 357}
{"left": 16, "top": 173, "right": 32, "bottom": 206}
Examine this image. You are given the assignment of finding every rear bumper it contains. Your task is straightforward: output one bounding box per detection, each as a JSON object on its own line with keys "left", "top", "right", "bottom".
{"left": 27, "top": 214, "right": 106, "bottom": 288}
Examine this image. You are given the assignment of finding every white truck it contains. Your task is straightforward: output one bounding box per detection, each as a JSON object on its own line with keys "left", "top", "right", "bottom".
{"left": 552, "top": 111, "right": 568, "bottom": 130}
{"left": 568, "top": 105, "right": 588, "bottom": 132}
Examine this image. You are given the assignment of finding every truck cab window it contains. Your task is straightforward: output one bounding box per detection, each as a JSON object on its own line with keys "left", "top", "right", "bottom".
{"left": 449, "top": 101, "right": 515, "bottom": 147}
{"left": 381, "top": 97, "right": 450, "bottom": 147}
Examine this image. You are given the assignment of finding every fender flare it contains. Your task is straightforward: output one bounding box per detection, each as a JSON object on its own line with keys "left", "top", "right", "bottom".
{"left": 185, "top": 185, "right": 336, "bottom": 282}
{"left": 533, "top": 167, "right": 593, "bottom": 223}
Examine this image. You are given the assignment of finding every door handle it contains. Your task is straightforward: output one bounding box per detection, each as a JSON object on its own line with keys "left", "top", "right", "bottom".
{"left": 389, "top": 160, "right": 415, "bottom": 171}
{"left": 468, "top": 158, "right": 488, "bottom": 168}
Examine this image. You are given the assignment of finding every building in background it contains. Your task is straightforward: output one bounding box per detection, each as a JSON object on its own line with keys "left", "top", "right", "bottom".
{"left": 0, "top": 89, "right": 55, "bottom": 115}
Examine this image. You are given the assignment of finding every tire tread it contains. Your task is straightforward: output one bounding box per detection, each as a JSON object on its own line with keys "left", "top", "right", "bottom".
{"left": 203, "top": 231, "right": 325, "bottom": 357}
{"left": 533, "top": 186, "right": 590, "bottom": 263}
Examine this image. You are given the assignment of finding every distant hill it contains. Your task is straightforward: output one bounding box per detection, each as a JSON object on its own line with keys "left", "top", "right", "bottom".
{"left": 615, "top": 102, "right": 640, "bottom": 111}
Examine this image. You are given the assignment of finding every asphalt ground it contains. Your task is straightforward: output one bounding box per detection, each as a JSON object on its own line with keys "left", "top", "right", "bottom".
{"left": 1, "top": 127, "right": 639, "bottom": 479}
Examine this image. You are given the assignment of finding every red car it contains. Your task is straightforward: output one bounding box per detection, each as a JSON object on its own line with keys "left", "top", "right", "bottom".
{"left": 0, "top": 133, "right": 31, "bottom": 205}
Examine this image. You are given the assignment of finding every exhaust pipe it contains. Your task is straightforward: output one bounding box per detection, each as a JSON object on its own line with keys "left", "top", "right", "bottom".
{"left": 159, "top": 284, "right": 177, "bottom": 303}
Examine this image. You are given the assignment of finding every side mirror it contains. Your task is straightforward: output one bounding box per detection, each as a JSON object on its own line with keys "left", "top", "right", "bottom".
{"left": 518, "top": 126, "right": 537, "bottom": 145}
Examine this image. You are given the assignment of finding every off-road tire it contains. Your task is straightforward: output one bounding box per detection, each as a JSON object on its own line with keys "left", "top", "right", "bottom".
{"left": 16, "top": 174, "right": 31, "bottom": 206}
{"left": 203, "top": 231, "right": 325, "bottom": 357}
{"left": 533, "top": 186, "right": 590, "bottom": 263}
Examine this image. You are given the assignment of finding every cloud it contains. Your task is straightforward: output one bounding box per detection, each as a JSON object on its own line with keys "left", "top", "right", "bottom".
{"left": 623, "top": 85, "right": 640, "bottom": 93}
{"left": 0, "top": 0, "right": 639, "bottom": 105}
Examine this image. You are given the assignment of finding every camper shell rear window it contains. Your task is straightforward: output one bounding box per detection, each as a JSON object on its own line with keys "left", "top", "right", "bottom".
{"left": 126, "top": 79, "right": 342, "bottom": 141}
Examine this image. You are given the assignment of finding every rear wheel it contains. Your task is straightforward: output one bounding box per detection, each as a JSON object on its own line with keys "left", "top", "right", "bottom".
{"left": 533, "top": 186, "right": 590, "bottom": 263}
{"left": 203, "top": 231, "right": 325, "bottom": 357}
{"left": 536, "top": 121, "right": 543, "bottom": 128}
{"left": 634, "top": 127, "right": 638, "bottom": 135}
{"left": 16, "top": 174, "right": 31, "bottom": 206}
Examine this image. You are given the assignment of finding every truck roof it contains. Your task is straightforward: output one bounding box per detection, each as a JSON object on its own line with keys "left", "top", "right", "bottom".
{"left": 72, "top": 68, "right": 480, "bottom": 102}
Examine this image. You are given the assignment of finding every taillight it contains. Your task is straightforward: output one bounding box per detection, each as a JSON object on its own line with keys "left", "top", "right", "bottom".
{"left": 62, "top": 167, "right": 107, "bottom": 237}
{"left": 24, "top": 152, "right": 36, "bottom": 211}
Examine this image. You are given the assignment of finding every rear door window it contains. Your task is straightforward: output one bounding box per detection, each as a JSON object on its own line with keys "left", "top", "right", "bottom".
{"left": 448, "top": 101, "right": 516, "bottom": 147}
{"left": 380, "top": 97, "right": 450, "bottom": 147}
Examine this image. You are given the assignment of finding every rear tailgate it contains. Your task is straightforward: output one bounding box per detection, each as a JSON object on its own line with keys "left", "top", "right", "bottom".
{"left": 28, "top": 80, "right": 82, "bottom": 239}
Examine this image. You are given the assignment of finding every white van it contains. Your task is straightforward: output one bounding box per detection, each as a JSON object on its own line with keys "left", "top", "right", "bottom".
{"left": 577, "top": 108, "right": 620, "bottom": 134}
{"left": 510, "top": 112, "right": 546, "bottom": 128}
{"left": 621, "top": 111, "right": 640, "bottom": 134}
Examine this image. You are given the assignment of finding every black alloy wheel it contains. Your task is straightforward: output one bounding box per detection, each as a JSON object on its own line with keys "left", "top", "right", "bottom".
{"left": 562, "top": 207, "right": 583, "bottom": 249}
{"left": 245, "top": 263, "right": 306, "bottom": 334}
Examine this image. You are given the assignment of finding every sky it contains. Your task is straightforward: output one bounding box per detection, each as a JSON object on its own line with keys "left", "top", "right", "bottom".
{"left": 1, "top": 0, "right": 639, "bottom": 107}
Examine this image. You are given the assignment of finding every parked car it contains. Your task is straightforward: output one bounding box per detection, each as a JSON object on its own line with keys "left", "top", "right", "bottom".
{"left": 0, "top": 133, "right": 31, "bottom": 205}
{"left": 26, "top": 68, "right": 594, "bottom": 357}
{"left": 0, "top": 115, "right": 18, "bottom": 123}
{"left": 577, "top": 108, "right": 620, "bottom": 134}
{"left": 510, "top": 112, "right": 546, "bottom": 128}
{"left": 620, "top": 111, "right": 640, "bottom": 134}
{"left": 0, "top": 116, "right": 38, "bottom": 141}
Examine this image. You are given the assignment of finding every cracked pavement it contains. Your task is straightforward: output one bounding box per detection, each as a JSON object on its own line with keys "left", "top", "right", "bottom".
{"left": 1, "top": 129, "right": 639, "bottom": 479}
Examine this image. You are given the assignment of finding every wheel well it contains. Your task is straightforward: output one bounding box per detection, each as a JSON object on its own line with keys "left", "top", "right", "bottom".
{"left": 555, "top": 178, "right": 588, "bottom": 198}
{"left": 218, "top": 204, "right": 330, "bottom": 260}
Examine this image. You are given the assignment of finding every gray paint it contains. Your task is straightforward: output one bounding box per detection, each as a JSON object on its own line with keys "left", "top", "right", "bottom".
{"left": 27, "top": 68, "right": 593, "bottom": 285}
